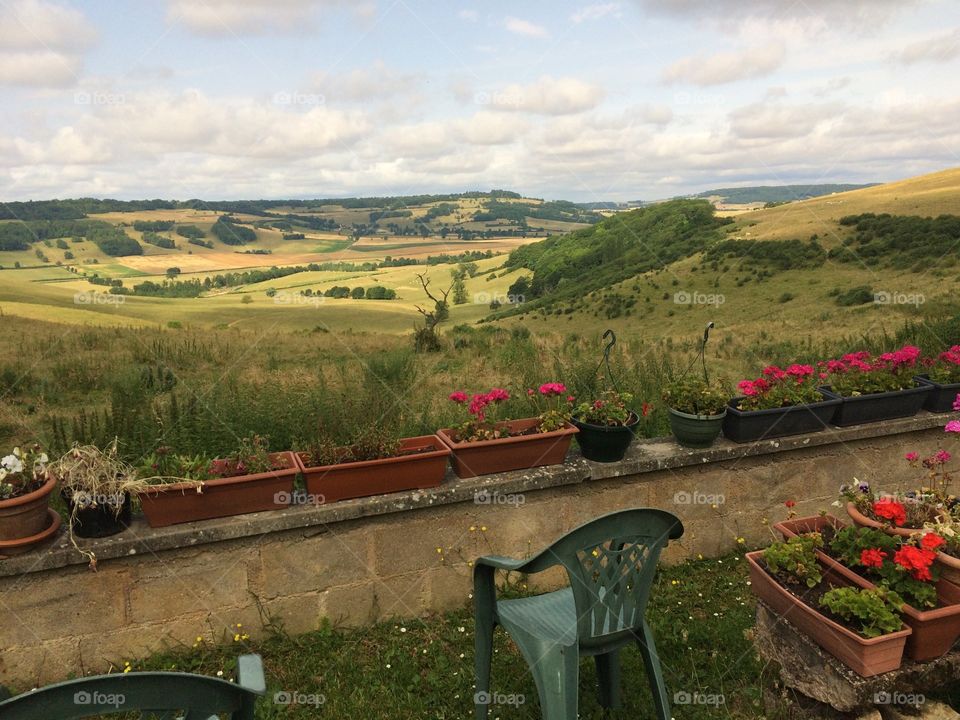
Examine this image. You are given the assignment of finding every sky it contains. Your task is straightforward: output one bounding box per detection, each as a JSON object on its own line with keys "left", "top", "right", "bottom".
{"left": 0, "top": 0, "right": 958, "bottom": 202}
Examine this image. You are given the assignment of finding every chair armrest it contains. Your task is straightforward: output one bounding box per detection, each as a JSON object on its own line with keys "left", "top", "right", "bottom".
{"left": 475, "top": 549, "right": 559, "bottom": 575}
{"left": 237, "top": 654, "right": 266, "bottom": 695}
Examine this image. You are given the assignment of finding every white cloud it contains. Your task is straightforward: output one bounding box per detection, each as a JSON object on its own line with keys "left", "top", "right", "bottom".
{"left": 458, "top": 9, "right": 479, "bottom": 22}
{"left": 638, "top": 0, "right": 914, "bottom": 25}
{"left": 896, "top": 28, "right": 960, "bottom": 64}
{"left": 0, "top": 0, "right": 96, "bottom": 87}
{"left": 663, "top": 44, "right": 785, "bottom": 86}
{"left": 728, "top": 101, "right": 843, "bottom": 140}
{"left": 483, "top": 76, "right": 604, "bottom": 115}
{"left": 167, "top": 0, "right": 359, "bottom": 35}
{"left": 570, "top": 3, "right": 621, "bottom": 23}
{"left": 454, "top": 112, "right": 527, "bottom": 145}
{"left": 310, "top": 61, "right": 421, "bottom": 103}
{"left": 504, "top": 16, "right": 549, "bottom": 38}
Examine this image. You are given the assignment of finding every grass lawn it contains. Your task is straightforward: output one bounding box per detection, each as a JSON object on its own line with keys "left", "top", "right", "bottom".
{"left": 124, "top": 554, "right": 772, "bottom": 719}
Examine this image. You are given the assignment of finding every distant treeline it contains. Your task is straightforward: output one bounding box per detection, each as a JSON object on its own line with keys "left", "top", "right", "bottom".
{"left": 0, "top": 219, "right": 143, "bottom": 256}
{"left": 693, "top": 184, "right": 878, "bottom": 204}
{"left": 211, "top": 216, "right": 257, "bottom": 245}
{"left": 474, "top": 200, "right": 597, "bottom": 224}
{"left": 133, "top": 220, "right": 175, "bottom": 232}
{"left": 830, "top": 213, "right": 960, "bottom": 270}
{"left": 283, "top": 286, "right": 398, "bottom": 300}
{"left": 703, "top": 238, "right": 826, "bottom": 271}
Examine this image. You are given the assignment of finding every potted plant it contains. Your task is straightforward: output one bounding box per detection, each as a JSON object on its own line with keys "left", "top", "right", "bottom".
{"left": 916, "top": 347, "right": 960, "bottom": 413}
{"left": 746, "top": 535, "right": 911, "bottom": 676}
{"left": 0, "top": 444, "right": 60, "bottom": 557}
{"left": 436, "top": 385, "right": 578, "bottom": 478}
{"left": 137, "top": 436, "right": 297, "bottom": 527}
{"left": 724, "top": 364, "right": 841, "bottom": 443}
{"left": 295, "top": 425, "right": 450, "bottom": 503}
{"left": 50, "top": 441, "right": 146, "bottom": 541}
{"left": 571, "top": 390, "right": 649, "bottom": 462}
{"left": 818, "top": 345, "right": 930, "bottom": 425}
{"left": 777, "top": 514, "right": 960, "bottom": 661}
{"left": 662, "top": 375, "right": 728, "bottom": 448}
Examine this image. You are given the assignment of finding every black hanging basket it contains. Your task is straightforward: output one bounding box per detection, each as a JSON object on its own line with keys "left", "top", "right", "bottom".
{"left": 572, "top": 412, "right": 639, "bottom": 462}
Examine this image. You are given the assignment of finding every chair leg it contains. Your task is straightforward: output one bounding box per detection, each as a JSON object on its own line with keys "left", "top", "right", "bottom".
{"left": 474, "top": 616, "right": 494, "bottom": 720}
{"left": 525, "top": 641, "right": 580, "bottom": 720}
{"left": 594, "top": 650, "right": 622, "bottom": 709}
{"left": 636, "top": 620, "right": 671, "bottom": 720}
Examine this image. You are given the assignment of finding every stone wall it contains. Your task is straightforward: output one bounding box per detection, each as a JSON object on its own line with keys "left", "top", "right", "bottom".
{"left": 0, "top": 413, "right": 950, "bottom": 689}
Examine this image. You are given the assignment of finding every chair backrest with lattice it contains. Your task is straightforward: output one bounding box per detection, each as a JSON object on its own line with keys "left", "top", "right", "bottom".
{"left": 552, "top": 509, "right": 683, "bottom": 650}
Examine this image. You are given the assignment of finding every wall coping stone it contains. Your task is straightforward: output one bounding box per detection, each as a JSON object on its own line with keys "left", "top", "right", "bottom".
{"left": 0, "top": 410, "right": 951, "bottom": 578}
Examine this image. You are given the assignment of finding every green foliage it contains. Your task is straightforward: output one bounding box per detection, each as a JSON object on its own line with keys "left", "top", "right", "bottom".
{"left": 142, "top": 231, "right": 176, "bottom": 249}
{"left": 662, "top": 374, "right": 729, "bottom": 416}
{"left": 211, "top": 216, "right": 257, "bottom": 245}
{"left": 762, "top": 534, "right": 823, "bottom": 588}
{"left": 832, "top": 213, "right": 960, "bottom": 269}
{"left": 819, "top": 587, "right": 903, "bottom": 638}
{"left": 573, "top": 389, "right": 634, "bottom": 426}
{"left": 502, "top": 200, "right": 726, "bottom": 310}
{"left": 694, "top": 184, "right": 876, "bottom": 204}
{"left": 88, "top": 226, "right": 143, "bottom": 256}
{"left": 133, "top": 220, "right": 175, "bottom": 232}
{"left": 176, "top": 224, "right": 206, "bottom": 239}
{"left": 702, "top": 238, "right": 826, "bottom": 272}
{"left": 835, "top": 285, "right": 874, "bottom": 306}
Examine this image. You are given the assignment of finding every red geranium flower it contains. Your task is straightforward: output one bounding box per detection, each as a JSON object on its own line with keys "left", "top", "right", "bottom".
{"left": 921, "top": 533, "right": 946, "bottom": 551}
{"left": 893, "top": 545, "right": 937, "bottom": 581}
{"left": 784, "top": 500, "right": 796, "bottom": 508}
{"left": 873, "top": 499, "right": 907, "bottom": 527}
{"left": 860, "top": 548, "right": 887, "bottom": 568}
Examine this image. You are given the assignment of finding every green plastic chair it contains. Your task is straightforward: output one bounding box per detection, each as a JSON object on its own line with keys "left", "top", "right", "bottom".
{"left": 473, "top": 508, "right": 683, "bottom": 720}
{"left": 0, "top": 654, "right": 265, "bottom": 719}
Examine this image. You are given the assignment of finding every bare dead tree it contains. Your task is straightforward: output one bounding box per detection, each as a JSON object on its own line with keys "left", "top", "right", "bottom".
{"left": 413, "top": 272, "right": 451, "bottom": 352}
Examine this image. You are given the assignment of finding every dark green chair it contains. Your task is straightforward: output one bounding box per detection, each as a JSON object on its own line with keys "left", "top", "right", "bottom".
{"left": 473, "top": 508, "right": 683, "bottom": 720}
{"left": 0, "top": 653, "right": 265, "bottom": 719}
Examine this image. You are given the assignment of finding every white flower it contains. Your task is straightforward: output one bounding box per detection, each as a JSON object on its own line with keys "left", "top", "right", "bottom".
{"left": 1, "top": 455, "right": 23, "bottom": 474}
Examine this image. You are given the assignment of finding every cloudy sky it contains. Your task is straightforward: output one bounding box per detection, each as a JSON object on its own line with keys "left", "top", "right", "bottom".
{"left": 1, "top": 0, "right": 958, "bottom": 201}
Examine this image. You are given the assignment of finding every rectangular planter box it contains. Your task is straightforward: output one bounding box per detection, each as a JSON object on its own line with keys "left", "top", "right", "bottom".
{"left": 915, "top": 375, "right": 960, "bottom": 413}
{"left": 436, "top": 418, "right": 578, "bottom": 479}
{"left": 818, "top": 384, "right": 930, "bottom": 427}
{"left": 722, "top": 392, "right": 841, "bottom": 443}
{"left": 138, "top": 451, "right": 298, "bottom": 528}
{"left": 775, "top": 513, "right": 960, "bottom": 661}
{"left": 296, "top": 434, "right": 450, "bottom": 504}
{"left": 746, "top": 551, "right": 911, "bottom": 676}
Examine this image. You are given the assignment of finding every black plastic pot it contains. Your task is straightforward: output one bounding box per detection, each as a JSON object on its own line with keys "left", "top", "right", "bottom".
{"left": 62, "top": 489, "right": 131, "bottom": 538}
{"left": 818, "top": 384, "right": 930, "bottom": 427}
{"left": 667, "top": 407, "right": 726, "bottom": 448}
{"left": 722, "top": 391, "right": 842, "bottom": 443}
{"left": 915, "top": 375, "right": 960, "bottom": 413}
{"left": 572, "top": 412, "right": 639, "bottom": 462}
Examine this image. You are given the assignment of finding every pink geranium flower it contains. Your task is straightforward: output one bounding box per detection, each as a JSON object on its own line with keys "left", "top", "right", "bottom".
{"left": 449, "top": 391, "right": 468, "bottom": 403}
{"left": 538, "top": 382, "right": 567, "bottom": 396}
{"left": 935, "top": 450, "right": 952, "bottom": 464}
{"left": 905, "top": 452, "right": 919, "bottom": 462}
{"left": 946, "top": 420, "right": 960, "bottom": 434}
{"left": 954, "top": 394, "right": 960, "bottom": 412}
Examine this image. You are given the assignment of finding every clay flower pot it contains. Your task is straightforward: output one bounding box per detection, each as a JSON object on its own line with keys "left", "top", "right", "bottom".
{"left": 437, "top": 418, "right": 577, "bottom": 479}
{"left": 746, "top": 551, "right": 911, "bottom": 676}
{"left": 138, "top": 451, "right": 298, "bottom": 528}
{"left": 779, "top": 513, "right": 960, "bottom": 661}
{"left": 0, "top": 475, "right": 61, "bottom": 557}
{"left": 296, "top": 435, "right": 450, "bottom": 504}
{"left": 937, "top": 551, "right": 960, "bottom": 590}
{"left": 845, "top": 501, "right": 939, "bottom": 539}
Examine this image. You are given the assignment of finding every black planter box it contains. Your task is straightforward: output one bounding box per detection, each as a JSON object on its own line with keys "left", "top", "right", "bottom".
{"left": 915, "top": 375, "right": 960, "bottom": 413}
{"left": 818, "top": 384, "right": 930, "bottom": 427}
{"left": 722, "top": 392, "right": 842, "bottom": 443}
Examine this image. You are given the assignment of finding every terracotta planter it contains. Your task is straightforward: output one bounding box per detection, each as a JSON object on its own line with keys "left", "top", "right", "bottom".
{"left": 937, "top": 551, "right": 960, "bottom": 596}
{"left": 0, "top": 508, "right": 61, "bottom": 557}
{"left": 777, "top": 513, "right": 960, "bottom": 661}
{"left": 0, "top": 475, "right": 57, "bottom": 542}
{"left": 846, "top": 501, "right": 939, "bottom": 539}
{"left": 137, "top": 451, "right": 297, "bottom": 528}
{"left": 746, "top": 551, "right": 910, "bottom": 676}
{"left": 436, "top": 418, "right": 577, "bottom": 479}
{"left": 296, "top": 435, "right": 450, "bottom": 504}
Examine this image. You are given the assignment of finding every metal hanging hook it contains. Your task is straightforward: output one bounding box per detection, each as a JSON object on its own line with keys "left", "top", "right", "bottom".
{"left": 595, "top": 329, "right": 621, "bottom": 393}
